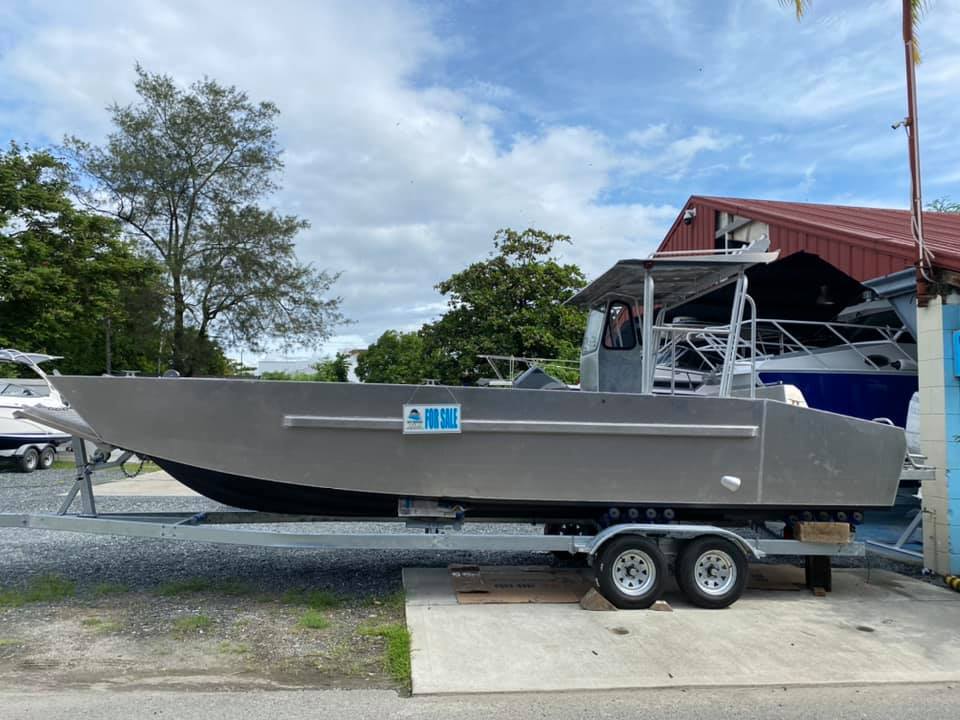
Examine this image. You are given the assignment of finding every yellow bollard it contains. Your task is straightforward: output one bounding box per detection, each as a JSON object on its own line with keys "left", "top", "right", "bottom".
{"left": 946, "top": 575, "right": 960, "bottom": 592}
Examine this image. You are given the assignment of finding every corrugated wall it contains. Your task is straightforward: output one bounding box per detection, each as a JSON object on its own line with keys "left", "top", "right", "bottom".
{"left": 659, "top": 200, "right": 916, "bottom": 281}
{"left": 660, "top": 200, "right": 716, "bottom": 253}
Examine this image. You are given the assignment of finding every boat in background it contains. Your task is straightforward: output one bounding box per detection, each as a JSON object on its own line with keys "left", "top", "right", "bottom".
{"left": 0, "top": 350, "right": 71, "bottom": 472}
{"left": 646, "top": 252, "right": 917, "bottom": 426}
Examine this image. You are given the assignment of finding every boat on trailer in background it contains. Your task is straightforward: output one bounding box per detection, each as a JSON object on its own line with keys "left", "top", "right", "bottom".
{"left": 0, "top": 350, "right": 71, "bottom": 472}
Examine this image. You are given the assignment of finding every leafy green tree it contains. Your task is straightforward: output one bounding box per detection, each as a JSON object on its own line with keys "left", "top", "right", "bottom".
{"left": 258, "top": 353, "right": 350, "bottom": 382}
{"left": 65, "top": 65, "right": 343, "bottom": 376}
{"left": 423, "top": 228, "right": 587, "bottom": 384}
{"left": 0, "top": 143, "right": 166, "bottom": 374}
{"left": 314, "top": 353, "right": 350, "bottom": 382}
{"left": 356, "top": 330, "right": 437, "bottom": 384}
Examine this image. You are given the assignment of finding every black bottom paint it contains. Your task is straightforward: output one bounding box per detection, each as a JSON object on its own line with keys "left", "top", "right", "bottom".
{"left": 154, "top": 457, "right": 871, "bottom": 524}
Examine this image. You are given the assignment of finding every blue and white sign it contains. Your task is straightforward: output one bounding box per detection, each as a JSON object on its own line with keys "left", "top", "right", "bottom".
{"left": 403, "top": 404, "right": 461, "bottom": 434}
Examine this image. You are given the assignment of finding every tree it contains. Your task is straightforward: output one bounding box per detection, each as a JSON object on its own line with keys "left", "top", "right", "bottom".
{"left": 258, "top": 353, "right": 350, "bottom": 382}
{"left": 422, "top": 228, "right": 587, "bottom": 384}
{"left": 0, "top": 143, "right": 166, "bottom": 374}
{"left": 784, "top": 1, "right": 934, "bottom": 276}
{"left": 314, "top": 353, "right": 350, "bottom": 382}
{"left": 65, "top": 65, "right": 343, "bottom": 376}
{"left": 356, "top": 330, "right": 437, "bottom": 384}
{"left": 928, "top": 198, "right": 960, "bottom": 213}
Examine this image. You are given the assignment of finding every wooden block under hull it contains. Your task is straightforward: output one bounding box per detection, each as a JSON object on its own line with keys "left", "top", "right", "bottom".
{"left": 794, "top": 521, "right": 851, "bottom": 544}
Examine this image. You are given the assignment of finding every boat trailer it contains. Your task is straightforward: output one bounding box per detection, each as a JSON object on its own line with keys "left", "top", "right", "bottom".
{"left": 0, "top": 434, "right": 881, "bottom": 610}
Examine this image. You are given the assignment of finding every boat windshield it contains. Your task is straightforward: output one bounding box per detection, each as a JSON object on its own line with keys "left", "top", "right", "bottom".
{"left": 0, "top": 382, "right": 48, "bottom": 398}
{"left": 582, "top": 308, "right": 604, "bottom": 352}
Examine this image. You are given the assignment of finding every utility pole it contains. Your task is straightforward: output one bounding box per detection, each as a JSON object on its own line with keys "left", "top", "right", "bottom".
{"left": 901, "top": 0, "right": 933, "bottom": 281}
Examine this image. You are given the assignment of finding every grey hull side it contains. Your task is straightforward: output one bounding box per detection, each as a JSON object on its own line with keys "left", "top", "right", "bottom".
{"left": 47, "top": 376, "right": 905, "bottom": 509}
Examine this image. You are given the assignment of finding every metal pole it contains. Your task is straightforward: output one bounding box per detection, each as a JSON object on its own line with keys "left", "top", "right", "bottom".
{"left": 720, "top": 274, "right": 748, "bottom": 397}
{"left": 641, "top": 272, "right": 655, "bottom": 394}
{"left": 902, "top": 0, "right": 932, "bottom": 280}
{"left": 744, "top": 294, "right": 758, "bottom": 400}
{"left": 104, "top": 317, "right": 112, "bottom": 375}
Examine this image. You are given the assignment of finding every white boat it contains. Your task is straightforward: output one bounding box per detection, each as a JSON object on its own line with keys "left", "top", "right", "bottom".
{"left": 0, "top": 350, "right": 71, "bottom": 472}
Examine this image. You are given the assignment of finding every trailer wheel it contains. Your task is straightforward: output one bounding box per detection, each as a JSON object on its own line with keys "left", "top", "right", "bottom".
{"left": 596, "top": 536, "right": 666, "bottom": 609}
{"left": 676, "top": 536, "right": 747, "bottom": 609}
{"left": 18, "top": 447, "right": 40, "bottom": 473}
{"left": 38, "top": 446, "right": 56, "bottom": 470}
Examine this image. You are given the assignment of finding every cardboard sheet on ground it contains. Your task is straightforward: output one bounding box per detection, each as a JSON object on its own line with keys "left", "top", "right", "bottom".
{"left": 448, "top": 563, "right": 807, "bottom": 605}
{"left": 449, "top": 565, "right": 593, "bottom": 604}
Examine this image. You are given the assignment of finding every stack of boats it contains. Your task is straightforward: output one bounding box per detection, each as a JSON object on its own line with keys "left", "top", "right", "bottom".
{"left": 15, "top": 247, "right": 907, "bottom": 524}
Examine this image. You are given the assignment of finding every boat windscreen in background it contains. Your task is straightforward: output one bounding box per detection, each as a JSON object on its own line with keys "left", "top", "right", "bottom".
{"left": 667, "top": 252, "right": 866, "bottom": 325}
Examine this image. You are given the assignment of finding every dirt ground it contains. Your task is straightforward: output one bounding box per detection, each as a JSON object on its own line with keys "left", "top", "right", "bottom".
{"left": 0, "top": 578, "right": 408, "bottom": 692}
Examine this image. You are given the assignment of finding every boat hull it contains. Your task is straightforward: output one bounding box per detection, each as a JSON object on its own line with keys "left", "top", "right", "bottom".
{"left": 44, "top": 376, "right": 906, "bottom": 517}
{"left": 0, "top": 416, "right": 70, "bottom": 453}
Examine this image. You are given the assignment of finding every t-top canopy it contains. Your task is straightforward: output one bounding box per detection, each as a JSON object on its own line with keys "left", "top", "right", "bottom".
{"left": 0, "top": 349, "right": 62, "bottom": 366}
{"left": 567, "top": 250, "right": 780, "bottom": 310}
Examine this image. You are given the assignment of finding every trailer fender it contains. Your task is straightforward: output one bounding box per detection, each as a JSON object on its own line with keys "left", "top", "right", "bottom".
{"left": 575, "top": 523, "right": 764, "bottom": 561}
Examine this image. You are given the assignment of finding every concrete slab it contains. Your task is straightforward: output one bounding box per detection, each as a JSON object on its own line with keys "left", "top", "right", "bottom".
{"left": 402, "top": 567, "right": 458, "bottom": 607}
{"left": 404, "top": 567, "right": 960, "bottom": 695}
{"left": 89, "top": 471, "right": 201, "bottom": 497}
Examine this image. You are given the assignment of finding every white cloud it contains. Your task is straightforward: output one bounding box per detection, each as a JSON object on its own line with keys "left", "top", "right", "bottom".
{"left": 0, "top": 0, "right": 679, "bottom": 352}
{"left": 627, "top": 124, "right": 669, "bottom": 147}
{"left": 4, "top": 0, "right": 959, "bottom": 356}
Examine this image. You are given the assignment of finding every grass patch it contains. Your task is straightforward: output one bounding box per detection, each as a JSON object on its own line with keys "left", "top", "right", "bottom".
{"left": 218, "top": 640, "right": 250, "bottom": 655}
{"left": 123, "top": 461, "right": 161, "bottom": 474}
{"left": 282, "top": 588, "right": 340, "bottom": 610}
{"left": 298, "top": 610, "right": 331, "bottom": 630}
{"left": 51, "top": 459, "right": 160, "bottom": 473}
{"left": 361, "top": 588, "right": 406, "bottom": 610}
{"left": 0, "top": 574, "right": 75, "bottom": 607}
{"left": 173, "top": 615, "right": 213, "bottom": 635}
{"left": 0, "top": 638, "right": 22, "bottom": 647}
{"left": 80, "top": 617, "right": 121, "bottom": 633}
{"left": 156, "top": 577, "right": 251, "bottom": 597}
{"left": 92, "top": 582, "right": 129, "bottom": 597}
{"left": 359, "top": 623, "right": 411, "bottom": 686}
{"left": 156, "top": 577, "right": 212, "bottom": 596}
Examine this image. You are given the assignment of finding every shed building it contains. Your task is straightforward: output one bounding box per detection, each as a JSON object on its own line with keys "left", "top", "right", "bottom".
{"left": 657, "top": 196, "right": 960, "bottom": 281}
{"left": 659, "top": 196, "right": 960, "bottom": 576}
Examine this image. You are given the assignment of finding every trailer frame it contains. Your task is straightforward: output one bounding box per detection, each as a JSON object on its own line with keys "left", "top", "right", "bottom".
{"left": 0, "top": 432, "right": 870, "bottom": 609}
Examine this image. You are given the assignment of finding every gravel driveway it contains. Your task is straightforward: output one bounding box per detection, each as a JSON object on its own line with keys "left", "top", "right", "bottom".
{"left": 0, "top": 465, "right": 546, "bottom": 594}
{"left": 0, "top": 464, "right": 546, "bottom": 692}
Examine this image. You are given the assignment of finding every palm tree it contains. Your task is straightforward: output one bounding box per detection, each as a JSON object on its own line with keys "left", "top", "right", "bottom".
{"left": 781, "top": 1, "right": 926, "bottom": 62}
{"left": 781, "top": 0, "right": 934, "bottom": 277}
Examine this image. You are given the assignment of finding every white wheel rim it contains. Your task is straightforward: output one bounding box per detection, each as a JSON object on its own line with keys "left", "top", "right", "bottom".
{"left": 611, "top": 549, "right": 656, "bottom": 596}
{"left": 24, "top": 454, "right": 37, "bottom": 470}
{"left": 693, "top": 550, "right": 737, "bottom": 596}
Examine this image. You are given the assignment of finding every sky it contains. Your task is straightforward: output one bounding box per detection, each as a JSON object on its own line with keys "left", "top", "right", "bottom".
{"left": 1, "top": 0, "right": 959, "bottom": 361}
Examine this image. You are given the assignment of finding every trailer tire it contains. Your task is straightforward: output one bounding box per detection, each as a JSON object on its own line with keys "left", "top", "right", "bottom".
{"left": 38, "top": 446, "right": 56, "bottom": 470}
{"left": 676, "top": 536, "right": 747, "bottom": 609}
{"left": 596, "top": 536, "right": 665, "bottom": 609}
{"left": 18, "top": 447, "right": 40, "bottom": 473}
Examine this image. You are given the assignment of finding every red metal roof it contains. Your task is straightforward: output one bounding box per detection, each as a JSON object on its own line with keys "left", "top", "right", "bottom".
{"left": 658, "top": 195, "right": 960, "bottom": 279}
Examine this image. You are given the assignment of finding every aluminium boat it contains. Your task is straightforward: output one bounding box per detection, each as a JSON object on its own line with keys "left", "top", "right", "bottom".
{"left": 20, "top": 250, "right": 906, "bottom": 522}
